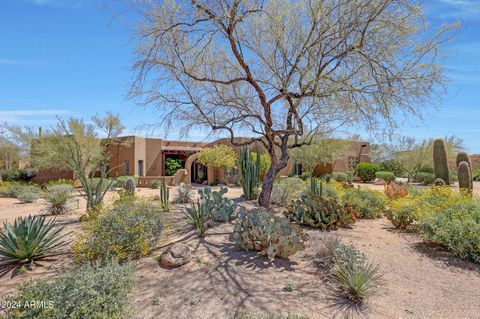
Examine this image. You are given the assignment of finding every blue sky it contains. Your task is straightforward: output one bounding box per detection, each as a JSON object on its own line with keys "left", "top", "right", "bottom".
{"left": 1, "top": 0, "right": 480, "bottom": 151}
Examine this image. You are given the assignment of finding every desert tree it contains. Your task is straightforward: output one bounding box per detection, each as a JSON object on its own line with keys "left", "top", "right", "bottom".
{"left": 129, "top": 0, "right": 455, "bottom": 207}
{"left": 8, "top": 113, "right": 127, "bottom": 211}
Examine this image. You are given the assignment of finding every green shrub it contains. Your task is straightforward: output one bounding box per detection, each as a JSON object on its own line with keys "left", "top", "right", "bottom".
{"left": 299, "top": 171, "right": 312, "bottom": 180}
{"left": 17, "top": 192, "right": 39, "bottom": 203}
{"left": 271, "top": 177, "right": 306, "bottom": 206}
{"left": 414, "top": 172, "right": 436, "bottom": 185}
{"left": 385, "top": 196, "right": 418, "bottom": 229}
{"left": 232, "top": 208, "right": 307, "bottom": 260}
{"left": 115, "top": 176, "right": 138, "bottom": 188}
{"left": 73, "top": 197, "right": 163, "bottom": 263}
{"left": 42, "top": 186, "right": 73, "bottom": 215}
{"left": 375, "top": 171, "right": 395, "bottom": 183}
{"left": 44, "top": 178, "right": 75, "bottom": 188}
{"left": 1, "top": 169, "right": 30, "bottom": 182}
{"left": 173, "top": 183, "right": 193, "bottom": 204}
{"left": 0, "top": 182, "right": 35, "bottom": 198}
{"left": 355, "top": 163, "right": 380, "bottom": 182}
{"left": 287, "top": 195, "right": 358, "bottom": 229}
{"left": 0, "top": 215, "right": 68, "bottom": 266}
{"left": 165, "top": 158, "right": 183, "bottom": 176}
{"left": 341, "top": 188, "right": 387, "bottom": 219}
{"left": 332, "top": 172, "right": 348, "bottom": 183}
{"left": 151, "top": 179, "right": 161, "bottom": 189}
{"left": 379, "top": 159, "right": 404, "bottom": 177}
{"left": 421, "top": 200, "right": 480, "bottom": 263}
{"left": 5, "top": 259, "right": 135, "bottom": 319}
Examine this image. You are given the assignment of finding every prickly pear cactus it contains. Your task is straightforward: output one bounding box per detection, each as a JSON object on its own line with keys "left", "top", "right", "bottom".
{"left": 199, "top": 186, "right": 237, "bottom": 222}
{"left": 287, "top": 195, "right": 358, "bottom": 229}
{"left": 231, "top": 208, "right": 307, "bottom": 260}
{"left": 124, "top": 177, "right": 136, "bottom": 193}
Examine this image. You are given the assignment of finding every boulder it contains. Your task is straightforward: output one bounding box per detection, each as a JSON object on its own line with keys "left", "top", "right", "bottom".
{"left": 159, "top": 243, "right": 192, "bottom": 267}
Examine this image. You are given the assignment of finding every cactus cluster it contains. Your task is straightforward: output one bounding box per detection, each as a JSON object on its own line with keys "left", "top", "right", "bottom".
{"left": 199, "top": 186, "right": 237, "bottom": 222}
{"left": 124, "top": 177, "right": 136, "bottom": 193}
{"left": 287, "top": 195, "right": 358, "bottom": 229}
{"left": 232, "top": 208, "right": 307, "bottom": 259}
{"left": 456, "top": 152, "right": 473, "bottom": 192}
{"left": 310, "top": 175, "right": 323, "bottom": 196}
{"left": 159, "top": 179, "right": 170, "bottom": 211}
{"left": 433, "top": 138, "right": 450, "bottom": 185}
{"left": 238, "top": 147, "right": 261, "bottom": 200}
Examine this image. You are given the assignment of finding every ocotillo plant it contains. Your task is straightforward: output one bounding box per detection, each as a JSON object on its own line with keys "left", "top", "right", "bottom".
{"left": 310, "top": 175, "right": 323, "bottom": 196}
{"left": 458, "top": 161, "right": 473, "bottom": 193}
{"left": 433, "top": 138, "right": 450, "bottom": 185}
{"left": 238, "top": 147, "right": 261, "bottom": 200}
{"left": 160, "top": 179, "right": 169, "bottom": 211}
{"left": 456, "top": 151, "right": 473, "bottom": 188}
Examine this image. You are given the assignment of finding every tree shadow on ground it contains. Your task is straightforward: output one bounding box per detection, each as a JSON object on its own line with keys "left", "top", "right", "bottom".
{"left": 412, "top": 241, "right": 480, "bottom": 272}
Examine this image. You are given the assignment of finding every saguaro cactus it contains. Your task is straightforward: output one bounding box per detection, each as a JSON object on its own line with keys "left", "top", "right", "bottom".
{"left": 433, "top": 138, "right": 450, "bottom": 185}
{"left": 458, "top": 161, "right": 473, "bottom": 193}
{"left": 160, "top": 179, "right": 169, "bottom": 211}
{"left": 239, "top": 147, "right": 261, "bottom": 200}
{"left": 456, "top": 151, "right": 473, "bottom": 188}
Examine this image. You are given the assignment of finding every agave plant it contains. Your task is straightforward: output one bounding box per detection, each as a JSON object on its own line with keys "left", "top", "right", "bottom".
{"left": 333, "top": 260, "right": 384, "bottom": 304}
{"left": 0, "top": 215, "right": 69, "bottom": 266}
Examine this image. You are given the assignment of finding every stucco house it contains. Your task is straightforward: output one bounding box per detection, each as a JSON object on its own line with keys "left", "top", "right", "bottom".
{"left": 32, "top": 136, "right": 371, "bottom": 186}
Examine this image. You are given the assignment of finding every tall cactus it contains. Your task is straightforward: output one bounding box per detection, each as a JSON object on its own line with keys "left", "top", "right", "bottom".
{"left": 239, "top": 147, "right": 261, "bottom": 200}
{"left": 160, "top": 179, "right": 169, "bottom": 211}
{"left": 458, "top": 161, "right": 473, "bottom": 193}
{"left": 433, "top": 138, "right": 450, "bottom": 185}
{"left": 310, "top": 175, "right": 323, "bottom": 196}
{"left": 456, "top": 152, "right": 473, "bottom": 189}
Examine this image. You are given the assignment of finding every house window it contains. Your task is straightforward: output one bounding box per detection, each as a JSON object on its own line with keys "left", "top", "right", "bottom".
{"left": 124, "top": 160, "right": 130, "bottom": 175}
{"left": 138, "top": 160, "right": 144, "bottom": 177}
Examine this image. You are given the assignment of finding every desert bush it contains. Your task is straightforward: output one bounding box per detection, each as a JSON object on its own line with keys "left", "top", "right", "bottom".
{"left": 314, "top": 234, "right": 341, "bottom": 265}
{"left": 271, "top": 177, "right": 306, "bottom": 206}
{"left": 0, "top": 215, "right": 68, "bottom": 266}
{"left": 385, "top": 196, "right": 418, "bottom": 229}
{"left": 332, "top": 172, "right": 348, "bottom": 183}
{"left": 44, "top": 178, "right": 75, "bottom": 188}
{"left": 173, "top": 183, "right": 193, "bottom": 204}
{"left": 299, "top": 171, "right": 312, "bottom": 180}
{"left": 115, "top": 175, "right": 138, "bottom": 188}
{"left": 375, "top": 171, "right": 395, "bottom": 183}
{"left": 414, "top": 172, "right": 436, "bottom": 185}
{"left": 42, "top": 186, "right": 73, "bottom": 215}
{"left": 0, "top": 169, "right": 30, "bottom": 182}
{"left": 287, "top": 195, "right": 358, "bottom": 229}
{"left": 0, "top": 181, "right": 35, "bottom": 198}
{"left": 379, "top": 159, "right": 404, "bottom": 177}
{"left": 151, "top": 179, "right": 161, "bottom": 189}
{"left": 421, "top": 200, "right": 480, "bottom": 263}
{"left": 5, "top": 259, "right": 135, "bottom": 319}
{"left": 232, "top": 208, "right": 307, "bottom": 260}
{"left": 384, "top": 183, "right": 408, "bottom": 200}
{"left": 17, "top": 192, "right": 39, "bottom": 203}
{"left": 341, "top": 188, "right": 387, "bottom": 219}
{"left": 73, "top": 197, "right": 163, "bottom": 263}
{"left": 355, "top": 163, "right": 380, "bottom": 182}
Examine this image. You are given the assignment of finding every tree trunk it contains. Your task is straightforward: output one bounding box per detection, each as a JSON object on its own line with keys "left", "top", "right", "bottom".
{"left": 258, "top": 143, "right": 289, "bottom": 208}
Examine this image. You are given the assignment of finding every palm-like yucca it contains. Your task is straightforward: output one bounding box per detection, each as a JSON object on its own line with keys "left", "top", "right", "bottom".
{"left": 0, "top": 215, "right": 68, "bottom": 266}
{"left": 333, "top": 261, "right": 384, "bottom": 304}
{"left": 42, "top": 188, "right": 73, "bottom": 215}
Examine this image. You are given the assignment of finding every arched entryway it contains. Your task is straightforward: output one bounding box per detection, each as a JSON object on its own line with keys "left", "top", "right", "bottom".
{"left": 191, "top": 161, "right": 207, "bottom": 184}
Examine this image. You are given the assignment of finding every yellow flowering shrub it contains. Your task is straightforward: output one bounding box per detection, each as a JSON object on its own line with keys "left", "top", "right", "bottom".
{"left": 73, "top": 196, "right": 163, "bottom": 263}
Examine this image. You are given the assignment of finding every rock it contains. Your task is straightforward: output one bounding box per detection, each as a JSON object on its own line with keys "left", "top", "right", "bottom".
{"left": 159, "top": 243, "right": 192, "bottom": 267}
{"left": 202, "top": 180, "right": 208, "bottom": 185}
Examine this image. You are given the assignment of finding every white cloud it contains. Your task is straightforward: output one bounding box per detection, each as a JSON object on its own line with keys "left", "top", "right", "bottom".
{"left": 426, "top": 0, "right": 480, "bottom": 20}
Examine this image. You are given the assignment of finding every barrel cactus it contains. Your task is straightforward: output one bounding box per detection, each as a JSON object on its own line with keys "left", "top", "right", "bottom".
{"left": 456, "top": 152, "right": 473, "bottom": 188}
{"left": 433, "top": 138, "right": 450, "bottom": 185}
{"left": 458, "top": 161, "right": 473, "bottom": 193}
{"left": 238, "top": 147, "right": 261, "bottom": 200}
{"left": 124, "top": 177, "right": 136, "bottom": 193}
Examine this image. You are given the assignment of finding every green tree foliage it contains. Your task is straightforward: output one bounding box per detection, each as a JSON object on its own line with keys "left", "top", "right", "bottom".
{"left": 290, "top": 139, "right": 350, "bottom": 174}
{"left": 165, "top": 158, "right": 183, "bottom": 176}
{"left": 197, "top": 144, "right": 237, "bottom": 170}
